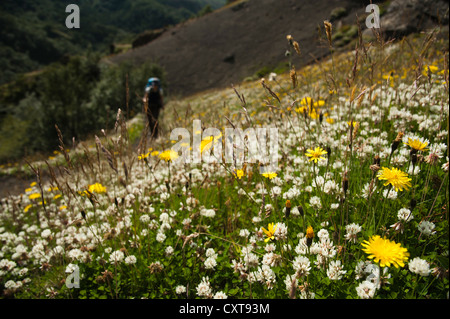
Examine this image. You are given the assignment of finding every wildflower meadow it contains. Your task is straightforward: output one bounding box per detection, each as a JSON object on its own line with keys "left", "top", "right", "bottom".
{"left": 0, "top": 21, "right": 448, "bottom": 302}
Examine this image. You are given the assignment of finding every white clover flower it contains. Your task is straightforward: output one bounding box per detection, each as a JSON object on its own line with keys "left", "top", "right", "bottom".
{"left": 274, "top": 222, "right": 288, "bottom": 241}
{"left": 41, "top": 229, "right": 52, "bottom": 239}
{"left": 418, "top": 220, "right": 436, "bottom": 236}
{"left": 65, "top": 263, "right": 78, "bottom": 274}
{"left": 210, "top": 290, "right": 228, "bottom": 299}
{"left": 205, "top": 248, "right": 217, "bottom": 259}
{"left": 124, "top": 255, "right": 137, "bottom": 265}
{"left": 165, "top": 246, "right": 174, "bottom": 256}
{"left": 176, "top": 285, "right": 186, "bottom": 294}
{"left": 262, "top": 252, "right": 281, "bottom": 267}
{"left": 309, "top": 196, "right": 322, "bottom": 209}
{"left": 140, "top": 214, "right": 150, "bottom": 223}
{"left": 327, "top": 260, "right": 346, "bottom": 280}
{"left": 397, "top": 208, "right": 413, "bottom": 222}
{"left": 409, "top": 257, "right": 431, "bottom": 276}
{"left": 330, "top": 203, "right": 339, "bottom": 210}
{"left": 344, "top": 223, "right": 362, "bottom": 243}
{"left": 200, "top": 208, "right": 216, "bottom": 218}
{"left": 239, "top": 229, "right": 250, "bottom": 238}
{"left": 293, "top": 255, "right": 311, "bottom": 277}
{"left": 204, "top": 257, "right": 217, "bottom": 270}
{"left": 356, "top": 280, "right": 377, "bottom": 299}
{"left": 109, "top": 250, "right": 125, "bottom": 264}
{"left": 196, "top": 276, "right": 212, "bottom": 298}
{"left": 156, "top": 231, "right": 166, "bottom": 243}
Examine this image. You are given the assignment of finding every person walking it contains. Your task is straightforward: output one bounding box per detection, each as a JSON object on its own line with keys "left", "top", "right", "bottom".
{"left": 143, "top": 77, "right": 164, "bottom": 137}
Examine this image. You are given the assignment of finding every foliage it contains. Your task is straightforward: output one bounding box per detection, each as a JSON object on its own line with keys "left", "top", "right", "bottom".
{"left": 0, "top": 55, "right": 165, "bottom": 163}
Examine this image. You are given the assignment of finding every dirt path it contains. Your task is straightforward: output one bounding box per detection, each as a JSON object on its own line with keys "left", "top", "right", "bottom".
{"left": 0, "top": 175, "right": 35, "bottom": 199}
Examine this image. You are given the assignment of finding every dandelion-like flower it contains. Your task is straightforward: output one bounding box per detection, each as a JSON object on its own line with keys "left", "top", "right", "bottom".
{"left": 88, "top": 182, "right": 107, "bottom": 194}
{"left": 233, "top": 169, "right": 245, "bottom": 179}
{"left": 404, "top": 138, "right": 428, "bottom": 152}
{"left": 261, "top": 223, "right": 278, "bottom": 242}
{"left": 159, "top": 149, "right": 179, "bottom": 162}
{"left": 361, "top": 235, "right": 409, "bottom": 268}
{"left": 29, "top": 193, "right": 41, "bottom": 200}
{"left": 305, "top": 147, "right": 327, "bottom": 163}
{"left": 377, "top": 167, "right": 412, "bottom": 192}
{"left": 261, "top": 172, "right": 277, "bottom": 179}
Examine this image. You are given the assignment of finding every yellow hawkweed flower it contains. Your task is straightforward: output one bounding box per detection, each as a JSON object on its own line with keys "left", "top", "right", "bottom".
{"left": 422, "top": 65, "right": 439, "bottom": 76}
{"left": 138, "top": 152, "right": 150, "bottom": 160}
{"left": 361, "top": 235, "right": 409, "bottom": 268}
{"left": 233, "top": 169, "right": 245, "bottom": 179}
{"left": 29, "top": 193, "right": 41, "bottom": 200}
{"left": 377, "top": 167, "right": 412, "bottom": 192}
{"left": 306, "top": 226, "right": 314, "bottom": 239}
{"left": 261, "top": 172, "right": 277, "bottom": 179}
{"left": 158, "top": 150, "right": 179, "bottom": 162}
{"left": 24, "top": 204, "right": 33, "bottom": 213}
{"left": 404, "top": 138, "right": 428, "bottom": 152}
{"left": 88, "top": 182, "right": 107, "bottom": 194}
{"left": 261, "top": 223, "right": 278, "bottom": 242}
{"left": 200, "top": 133, "right": 222, "bottom": 154}
{"left": 305, "top": 147, "right": 327, "bottom": 163}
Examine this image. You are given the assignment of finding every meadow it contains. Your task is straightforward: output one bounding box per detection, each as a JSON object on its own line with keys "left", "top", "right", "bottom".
{"left": 0, "top": 24, "right": 448, "bottom": 299}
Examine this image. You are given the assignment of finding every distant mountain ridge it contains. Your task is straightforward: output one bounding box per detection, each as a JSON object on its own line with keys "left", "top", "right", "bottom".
{"left": 0, "top": 0, "right": 226, "bottom": 85}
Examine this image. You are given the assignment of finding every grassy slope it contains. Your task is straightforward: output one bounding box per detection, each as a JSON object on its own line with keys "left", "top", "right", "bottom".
{"left": 0, "top": 28, "right": 449, "bottom": 299}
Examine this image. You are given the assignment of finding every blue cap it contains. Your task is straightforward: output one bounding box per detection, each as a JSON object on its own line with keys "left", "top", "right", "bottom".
{"left": 146, "top": 77, "right": 161, "bottom": 87}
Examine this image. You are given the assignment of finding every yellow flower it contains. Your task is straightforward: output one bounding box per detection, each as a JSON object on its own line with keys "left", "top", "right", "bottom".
{"left": 59, "top": 205, "right": 67, "bottom": 211}
{"left": 233, "top": 169, "right": 245, "bottom": 179}
{"left": 326, "top": 118, "right": 334, "bottom": 124}
{"left": 138, "top": 152, "right": 150, "bottom": 160}
{"left": 262, "top": 172, "right": 277, "bottom": 179}
{"left": 361, "top": 235, "right": 409, "bottom": 268}
{"left": 200, "top": 133, "right": 222, "bottom": 154}
{"left": 300, "top": 97, "right": 312, "bottom": 106}
{"left": 295, "top": 106, "right": 307, "bottom": 114}
{"left": 150, "top": 150, "right": 160, "bottom": 156}
{"left": 88, "top": 182, "right": 107, "bottom": 194}
{"left": 25, "top": 188, "right": 33, "bottom": 193}
{"left": 53, "top": 194, "right": 62, "bottom": 200}
{"left": 306, "top": 226, "right": 314, "bottom": 239}
{"left": 404, "top": 138, "right": 428, "bottom": 152}
{"left": 159, "top": 150, "right": 179, "bottom": 162}
{"left": 422, "top": 65, "right": 439, "bottom": 76}
{"left": 377, "top": 167, "right": 412, "bottom": 192}
{"left": 305, "top": 147, "right": 327, "bottom": 163}
{"left": 29, "top": 193, "right": 41, "bottom": 200}
{"left": 24, "top": 204, "right": 33, "bottom": 213}
{"left": 261, "top": 223, "right": 278, "bottom": 242}
{"left": 313, "top": 100, "right": 325, "bottom": 107}
{"left": 30, "top": 182, "right": 37, "bottom": 187}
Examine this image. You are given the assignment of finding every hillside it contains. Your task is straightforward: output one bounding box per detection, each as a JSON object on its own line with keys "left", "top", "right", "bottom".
{"left": 0, "top": 0, "right": 226, "bottom": 85}
{"left": 106, "top": 0, "right": 449, "bottom": 97}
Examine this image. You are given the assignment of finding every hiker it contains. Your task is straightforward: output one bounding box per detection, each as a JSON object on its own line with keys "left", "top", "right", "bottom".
{"left": 143, "top": 77, "right": 164, "bottom": 137}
